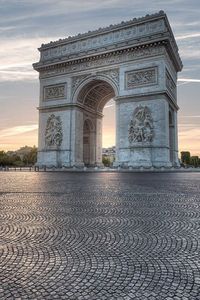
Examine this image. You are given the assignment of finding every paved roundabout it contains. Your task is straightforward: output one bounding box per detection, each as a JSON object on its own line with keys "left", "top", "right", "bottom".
{"left": 0, "top": 172, "right": 200, "bottom": 299}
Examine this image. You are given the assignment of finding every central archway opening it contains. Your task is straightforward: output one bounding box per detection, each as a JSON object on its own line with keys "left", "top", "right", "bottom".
{"left": 102, "top": 99, "right": 116, "bottom": 166}
{"left": 76, "top": 78, "right": 117, "bottom": 167}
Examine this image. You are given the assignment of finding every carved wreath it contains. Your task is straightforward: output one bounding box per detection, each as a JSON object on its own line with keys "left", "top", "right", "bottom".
{"left": 45, "top": 114, "right": 63, "bottom": 147}
{"left": 129, "top": 105, "right": 154, "bottom": 143}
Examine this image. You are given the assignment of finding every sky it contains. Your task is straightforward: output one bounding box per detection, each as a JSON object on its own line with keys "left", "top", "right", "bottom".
{"left": 0, "top": 0, "right": 200, "bottom": 155}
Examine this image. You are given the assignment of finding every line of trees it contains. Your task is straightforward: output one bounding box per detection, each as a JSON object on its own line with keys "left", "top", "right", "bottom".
{"left": 0, "top": 147, "right": 199, "bottom": 168}
{"left": 0, "top": 146, "right": 37, "bottom": 167}
{"left": 181, "top": 151, "right": 200, "bottom": 168}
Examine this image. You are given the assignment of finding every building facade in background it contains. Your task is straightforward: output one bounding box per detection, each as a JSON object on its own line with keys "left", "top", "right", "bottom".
{"left": 33, "top": 11, "right": 182, "bottom": 168}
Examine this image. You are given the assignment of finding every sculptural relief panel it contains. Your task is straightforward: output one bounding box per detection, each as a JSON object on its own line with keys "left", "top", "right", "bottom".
{"left": 125, "top": 67, "right": 158, "bottom": 89}
{"left": 128, "top": 105, "right": 154, "bottom": 143}
{"left": 45, "top": 114, "right": 63, "bottom": 147}
{"left": 44, "top": 83, "right": 66, "bottom": 100}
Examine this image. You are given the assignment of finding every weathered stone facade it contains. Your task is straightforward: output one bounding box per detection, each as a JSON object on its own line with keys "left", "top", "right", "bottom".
{"left": 33, "top": 11, "right": 182, "bottom": 168}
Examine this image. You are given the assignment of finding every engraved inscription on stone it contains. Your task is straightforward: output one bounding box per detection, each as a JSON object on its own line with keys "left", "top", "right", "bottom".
{"left": 129, "top": 105, "right": 154, "bottom": 143}
{"left": 40, "top": 46, "right": 164, "bottom": 79}
{"left": 126, "top": 67, "right": 157, "bottom": 89}
{"left": 166, "top": 70, "right": 176, "bottom": 98}
{"left": 45, "top": 114, "right": 63, "bottom": 147}
{"left": 44, "top": 84, "right": 66, "bottom": 100}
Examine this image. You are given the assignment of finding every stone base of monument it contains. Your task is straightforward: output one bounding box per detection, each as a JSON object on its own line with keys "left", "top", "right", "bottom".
{"left": 2, "top": 166, "right": 200, "bottom": 173}
{"left": 73, "top": 163, "right": 85, "bottom": 168}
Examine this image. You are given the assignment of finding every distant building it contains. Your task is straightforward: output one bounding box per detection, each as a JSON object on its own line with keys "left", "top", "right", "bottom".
{"left": 14, "top": 146, "right": 34, "bottom": 160}
{"left": 7, "top": 146, "right": 36, "bottom": 160}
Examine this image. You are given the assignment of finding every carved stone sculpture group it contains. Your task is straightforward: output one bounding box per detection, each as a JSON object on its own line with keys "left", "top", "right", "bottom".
{"left": 129, "top": 106, "right": 154, "bottom": 143}
{"left": 45, "top": 114, "right": 63, "bottom": 147}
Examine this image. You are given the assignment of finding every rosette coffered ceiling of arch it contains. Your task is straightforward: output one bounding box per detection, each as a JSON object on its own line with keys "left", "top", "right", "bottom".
{"left": 77, "top": 80, "right": 115, "bottom": 112}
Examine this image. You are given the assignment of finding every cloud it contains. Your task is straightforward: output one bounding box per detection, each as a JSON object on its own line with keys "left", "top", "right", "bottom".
{"left": 0, "top": 70, "right": 38, "bottom": 81}
{"left": 0, "top": 63, "right": 32, "bottom": 70}
{"left": 0, "top": 0, "right": 121, "bottom": 23}
{"left": 179, "top": 115, "right": 200, "bottom": 118}
{"left": 0, "top": 124, "right": 38, "bottom": 138}
{"left": 178, "top": 78, "right": 200, "bottom": 83}
{"left": 104, "top": 104, "right": 114, "bottom": 108}
{"left": 0, "top": 36, "right": 61, "bottom": 81}
{"left": 104, "top": 99, "right": 115, "bottom": 109}
{"left": 177, "top": 78, "right": 200, "bottom": 87}
{"left": 177, "top": 82, "right": 190, "bottom": 87}
{"left": 179, "top": 127, "right": 200, "bottom": 138}
{"left": 178, "top": 124, "right": 199, "bottom": 127}
{"left": 178, "top": 47, "right": 200, "bottom": 60}
{"left": 176, "top": 32, "right": 200, "bottom": 40}
{"left": 178, "top": 127, "right": 200, "bottom": 155}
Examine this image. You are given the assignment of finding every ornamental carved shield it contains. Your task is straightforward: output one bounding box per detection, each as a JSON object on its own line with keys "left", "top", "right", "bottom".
{"left": 45, "top": 114, "right": 63, "bottom": 147}
{"left": 129, "top": 105, "right": 154, "bottom": 143}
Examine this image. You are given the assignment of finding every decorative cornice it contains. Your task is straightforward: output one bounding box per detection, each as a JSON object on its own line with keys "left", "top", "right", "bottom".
{"left": 33, "top": 12, "right": 182, "bottom": 74}
{"left": 37, "top": 102, "right": 104, "bottom": 116}
{"left": 33, "top": 11, "right": 182, "bottom": 71}
{"left": 39, "top": 11, "right": 166, "bottom": 50}
{"left": 34, "top": 46, "right": 182, "bottom": 80}
{"left": 34, "top": 42, "right": 167, "bottom": 78}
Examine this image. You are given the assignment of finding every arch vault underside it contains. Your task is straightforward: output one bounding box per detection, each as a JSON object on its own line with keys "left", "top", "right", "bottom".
{"left": 33, "top": 11, "right": 182, "bottom": 168}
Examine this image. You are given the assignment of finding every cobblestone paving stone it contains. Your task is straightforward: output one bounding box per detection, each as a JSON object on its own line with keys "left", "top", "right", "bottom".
{"left": 0, "top": 172, "right": 200, "bottom": 299}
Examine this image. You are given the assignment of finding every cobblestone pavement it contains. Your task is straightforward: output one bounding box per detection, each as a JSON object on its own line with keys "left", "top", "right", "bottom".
{"left": 0, "top": 172, "right": 200, "bottom": 300}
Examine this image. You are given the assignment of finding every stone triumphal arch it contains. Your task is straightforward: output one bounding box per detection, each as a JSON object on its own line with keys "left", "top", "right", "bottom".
{"left": 33, "top": 11, "right": 182, "bottom": 168}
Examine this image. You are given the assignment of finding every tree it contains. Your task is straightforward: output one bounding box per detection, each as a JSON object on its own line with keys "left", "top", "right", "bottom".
{"left": 0, "top": 146, "right": 37, "bottom": 167}
{"left": 181, "top": 151, "right": 191, "bottom": 165}
{"left": 0, "top": 151, "right": 9, "bottom": 166}
{"left": 190, "top": 156, "right": 199, "bottom": 168}
{"left": 102, "top": 156, "right": 111, "bottom": 167}
{"left": 22, "top": 146, "right": 37, "bottom": 166}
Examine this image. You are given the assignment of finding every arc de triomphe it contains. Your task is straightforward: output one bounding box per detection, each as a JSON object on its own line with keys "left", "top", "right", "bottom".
{"left": 33, "top": 11, "right": 182, "bottom": 168}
